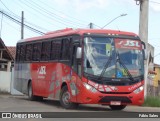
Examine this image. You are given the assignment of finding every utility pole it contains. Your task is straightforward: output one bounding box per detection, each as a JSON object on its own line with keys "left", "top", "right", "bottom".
{"left": 89, "top": 22, "right": 93, "bottom": 29}
{"left": 136, "top": 0, "right": 149, "bottom": 97}
{"left": 139, "top": 0, "right": 149, "bottom": 44}
{"left": 21, "top": 11, "right": 24, "bottom": 39}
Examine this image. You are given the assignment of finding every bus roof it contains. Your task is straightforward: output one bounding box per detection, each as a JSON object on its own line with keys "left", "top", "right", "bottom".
{"left": 18, "top": 28, "right": 139, "bottom": 43}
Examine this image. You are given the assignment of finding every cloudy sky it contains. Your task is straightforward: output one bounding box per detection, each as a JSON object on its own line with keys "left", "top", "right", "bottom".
{"left": 0, "top": 0, "right": 160, "bottom": 64}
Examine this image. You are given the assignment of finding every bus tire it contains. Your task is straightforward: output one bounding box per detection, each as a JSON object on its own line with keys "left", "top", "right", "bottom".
{"left": 28, "top": 82, "right": 36, "bottom": 101}
{"left": 60, "top": 85, "right": 78, "bottom": 109}
{"left": 109, "top": 105, "right": 126, "bottom": 110}
{"left": 37, "top": 96, "right": 43, "bottom": 101}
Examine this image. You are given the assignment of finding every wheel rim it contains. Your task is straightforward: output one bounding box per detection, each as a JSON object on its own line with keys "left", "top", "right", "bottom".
{"left": 29, "top": 84, "right": 32, "bottom": 98}
{"left": 62, "top": 91, "right": 70, "bottom": 105}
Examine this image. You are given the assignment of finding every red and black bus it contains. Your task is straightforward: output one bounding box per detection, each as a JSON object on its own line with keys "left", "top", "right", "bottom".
{"left": 14, "top": 28, "right": 145, "bottom": 110}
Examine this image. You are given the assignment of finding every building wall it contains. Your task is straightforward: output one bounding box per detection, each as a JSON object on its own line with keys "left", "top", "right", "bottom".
{"left": 146, "top": 44, "right": 154, "bottom": 96}
{"left": 0, "top": 69, "right": 23, "bottom": 95}
{"left": 154, "top": 67, "right": 160, "bottom": 87}
{"left": 0, "top": 71, "right": 11, "bottom": 92}
{"left": 147, "top": 44, "right": 154, "bottom": 72}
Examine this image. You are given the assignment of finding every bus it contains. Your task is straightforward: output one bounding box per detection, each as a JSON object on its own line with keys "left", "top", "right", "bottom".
{"left": 14, "top": 28, "right": 146, "bottom": 110}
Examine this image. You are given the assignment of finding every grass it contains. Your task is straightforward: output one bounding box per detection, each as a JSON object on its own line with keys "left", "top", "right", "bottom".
{"left": 143, "top": 96, "right": 160, "bottom": 107}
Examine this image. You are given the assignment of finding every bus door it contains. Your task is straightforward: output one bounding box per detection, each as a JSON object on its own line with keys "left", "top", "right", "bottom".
{"left": 70, "top": 42, "right": 81, "bottom": 102}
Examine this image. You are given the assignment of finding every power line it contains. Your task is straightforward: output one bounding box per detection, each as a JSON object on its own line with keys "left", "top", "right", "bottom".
{"left": 0, "top": 17, "right": 34, "bottom": 40}
{"left": 18, "top": 0, "right": 69, "bottom": 27}
{"left": 0, "top": 11, "right": 45, "bottom": 35}
{"left": 37, "top": 0, "right": 88, "bottom": 25}
{"left": 0, "top": 0, "right": 49, "bottom": 31}
{"left": 0, "top": 0, "right": 21, "bottom": 19}
{"left": 13, "top": 0, "right": 62, "bottom": 28}
{"left": 29, "top": 0, "right": 87, "bottom": 27}
{"left": 92, "top": 23, "right": 101, "bottom": 29}
{"left": 0, "top": 18, "right": 20, "bottom": 32}
{"left": 0, "top": 0, "right": 50, "bottom": 32}
{"left": 150, "top": 0, "right": 160, "bottom": 4}
{"left": 18, "top": 0, "right": 85, "bottom": 28}
{"left": 24, "top": 21, "right": 50, "bottom": 32}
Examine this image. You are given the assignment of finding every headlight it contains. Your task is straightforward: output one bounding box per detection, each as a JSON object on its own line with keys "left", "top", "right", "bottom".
{"left": 133, "top": 85, "right": 144, "bottom": 94}
{"left": 83, "top": 82, "right": 97, "bottom": 93}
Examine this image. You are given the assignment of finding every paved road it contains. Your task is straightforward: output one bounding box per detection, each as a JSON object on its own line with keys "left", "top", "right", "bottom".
{"left": 0, "top": 94, "right": 160, "bottom": 121}
{"left": 0, "top": 94, "right": 160, "bottom": 112}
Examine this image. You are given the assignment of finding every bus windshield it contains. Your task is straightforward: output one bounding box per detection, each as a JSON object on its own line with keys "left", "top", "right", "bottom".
{"left": 83, "top": 37, "right": 144, "bottom": 80}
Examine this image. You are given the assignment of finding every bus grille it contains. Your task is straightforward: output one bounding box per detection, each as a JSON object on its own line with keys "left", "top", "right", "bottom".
{"left": 100, "top": 92, "right": 131, "bottom": 94}
{"left": 99, "top": 96, "right": 132, "bottom": 103}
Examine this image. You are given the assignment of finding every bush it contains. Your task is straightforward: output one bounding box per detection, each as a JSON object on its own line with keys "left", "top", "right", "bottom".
{"left": 143, "top": 96, "right": 160, "bottom": 107}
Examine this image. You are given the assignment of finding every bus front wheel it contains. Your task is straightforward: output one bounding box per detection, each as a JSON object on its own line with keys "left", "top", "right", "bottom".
{"left": 60, "top": 85, "right": 78, "bottom": 109}
{"left": 109, "top": 105, "right": 126, "bottom": 110}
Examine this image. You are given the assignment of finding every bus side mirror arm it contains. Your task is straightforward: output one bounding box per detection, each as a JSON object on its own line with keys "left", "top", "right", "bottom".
{"left": 76, "top": 47, "right": 82, "bottom": 59}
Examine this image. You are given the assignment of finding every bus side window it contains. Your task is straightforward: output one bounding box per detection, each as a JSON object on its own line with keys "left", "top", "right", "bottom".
{"left": 16, "top": 45, "right": 20, "bottom": 62}
{"left": 25, "top": 44, "right": 33, "bottom": 61}
{"left": 50, "top": 39, "right": 62, "bottom": 60}
{"left": 62, "top": 38, "right": 70, "bottom": 60}
{"left": 19, "top": 44, "right": 26, "bottom": 62}
{"left": 32, "top": 43, "right": 41, "bottom": 61}
{"left": 41, "top": 41, "right": 51, "bottom": 61}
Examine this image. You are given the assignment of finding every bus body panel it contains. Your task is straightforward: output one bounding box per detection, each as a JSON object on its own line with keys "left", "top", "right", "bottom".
{"left": 14, "top": 62, "right": 144, "bottom": 105}
{"left": 14, "top": 63, "right": 31, "bottom": 94}
{"left": 14, "top": 28, "right": 145, "bottom": 108}
{"left": 30, "top": 62, "right": 79, "bottom": 102}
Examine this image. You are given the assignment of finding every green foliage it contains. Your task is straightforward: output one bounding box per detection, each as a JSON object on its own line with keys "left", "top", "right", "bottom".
{"left": 143, "top": 96, "right": 160, "bottom": 107}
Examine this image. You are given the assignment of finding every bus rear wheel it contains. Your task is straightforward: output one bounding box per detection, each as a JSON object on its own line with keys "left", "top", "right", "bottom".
{"left": 60, "top": 86, "right": 78, "bottom": 109}
{"left": 28, "top": 82, "right": 37, "bottom": 101}
{"left": 109, "top": 105, "right": 126, "bottom": 110}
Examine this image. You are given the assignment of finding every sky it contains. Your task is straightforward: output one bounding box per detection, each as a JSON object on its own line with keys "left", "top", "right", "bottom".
{"left": 0, "top": 0, "right": 160, "bottom": 64}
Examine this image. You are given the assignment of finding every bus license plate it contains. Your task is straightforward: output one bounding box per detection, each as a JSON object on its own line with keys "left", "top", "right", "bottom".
{"left": 110, "top": 101, "right": 121, "bottom": 105}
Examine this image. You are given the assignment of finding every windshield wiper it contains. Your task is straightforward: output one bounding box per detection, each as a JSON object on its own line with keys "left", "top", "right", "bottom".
{"left": 116, "top": 51, "right": 135, "bottom": 81}
{"left": 84, "top": 72, "right": 100, "bottom": 81}
{"left": 98, "top": 55, "right": 112, "bottom": 80}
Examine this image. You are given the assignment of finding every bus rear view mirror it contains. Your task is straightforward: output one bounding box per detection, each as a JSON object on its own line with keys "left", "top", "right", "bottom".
{"left": 76, "top": 47, "right": 82, "bottom": 59}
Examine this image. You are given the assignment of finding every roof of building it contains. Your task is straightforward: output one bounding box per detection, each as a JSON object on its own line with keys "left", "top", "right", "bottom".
{"left": 154, "top": 63, "right": 160, "bottom": 67}
{"left": 0, "top": 38, "right": 14, "bottom": 61}
{"left": 7, "top": 46, "right": 16, "bottom": 60}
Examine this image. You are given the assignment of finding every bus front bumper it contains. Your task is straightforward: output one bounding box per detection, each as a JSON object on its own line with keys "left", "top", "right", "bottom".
{"left": 77, "top": 84, "right": 144, "bottom": 106}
